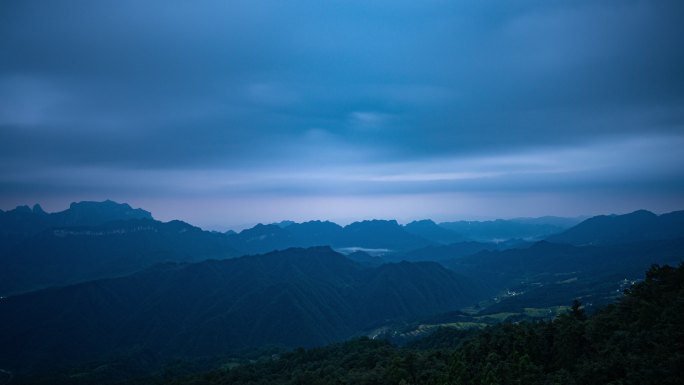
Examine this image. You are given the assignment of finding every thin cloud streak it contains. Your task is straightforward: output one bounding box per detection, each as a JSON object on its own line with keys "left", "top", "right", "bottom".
{"left": 2, "top": 134, "right": 681, "bottom": 202}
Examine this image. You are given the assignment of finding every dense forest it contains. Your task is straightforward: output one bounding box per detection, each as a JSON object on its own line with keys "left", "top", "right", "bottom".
{"left": 19, "top": 263, "right": 683, "bottom": 385}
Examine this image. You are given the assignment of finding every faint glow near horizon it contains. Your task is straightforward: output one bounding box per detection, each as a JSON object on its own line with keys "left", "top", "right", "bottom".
{"left": 1, "top": 1, "right": 683, "bottom": 227}
{"left": 10, "top": 189, "right": 678, "bottom": 233}
{"left": 3, "top": 134, "right": 682, "bottom": 231}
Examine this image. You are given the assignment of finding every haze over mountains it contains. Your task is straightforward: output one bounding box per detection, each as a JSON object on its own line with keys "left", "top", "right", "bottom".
{"left": 1, "top": 200, "right": 683, "bottom": 381}
{"left": 1, "top": 201, "right": 683, "bottom": 296}
{"left": 3, "top": 0, "right": 682, "bottom": 383}
{"left": 0, "top": 200, "right": 581, "bottom": 295}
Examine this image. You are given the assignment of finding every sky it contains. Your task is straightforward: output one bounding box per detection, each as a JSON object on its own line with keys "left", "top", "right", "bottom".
{"left": 1, "top": 0, "right": 683, "bottom": 230}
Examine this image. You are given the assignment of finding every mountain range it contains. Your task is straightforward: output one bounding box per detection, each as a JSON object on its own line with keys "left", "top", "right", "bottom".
{"left": 0, "top": 200, "right": 152, "bottom": 239}
{"left": 2, "top": 200, "right": 684, "bottom": 381}
{"left": 2, "top": 201, "right": 683, "bottom": 297}
{"left": 228, "top": 219, "right": 433, "bottom": 254}
{"left": 546, "top": 209, "right": 684, "bottom": 245}
{"left": 0, "top": 218, "right": 239, "bottom": 295}
{"left": 438, "top": 216, "right": 584, "bottom": 241}
{"left": 0, "top": 246, "right": 481, "bottom": 375}
{"left": 0, "top": 201, "right": 577, "bottom": 294}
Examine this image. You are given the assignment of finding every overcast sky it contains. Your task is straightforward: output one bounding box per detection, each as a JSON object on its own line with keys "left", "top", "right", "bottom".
{"left": 1, "top": 0, "right": 683, "bottom": 230}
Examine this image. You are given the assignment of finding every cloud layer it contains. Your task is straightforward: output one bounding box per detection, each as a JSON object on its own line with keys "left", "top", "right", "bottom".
{"left": 1, "top": 0, "right": 683, "bottom": 228}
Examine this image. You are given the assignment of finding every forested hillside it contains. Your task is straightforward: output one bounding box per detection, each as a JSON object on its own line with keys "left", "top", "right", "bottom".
{"left": 14, "top": 263, "right": 684, "bottom": 385}
{"left": 0, "top": 247, "right": 481, "bottom": 378}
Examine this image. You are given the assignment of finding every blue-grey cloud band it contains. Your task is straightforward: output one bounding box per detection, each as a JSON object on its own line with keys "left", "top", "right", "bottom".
{"left": 1, "top": 0, "right": 683, "bottom": 227}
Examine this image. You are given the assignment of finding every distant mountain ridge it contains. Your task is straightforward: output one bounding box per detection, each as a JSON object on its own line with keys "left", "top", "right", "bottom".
{"left": 0, "top": 246, "right": 482, "bottom": 374}
{"left": 226, "top": 219, "right": 432, "bottom": 254}
{"left": 403, "top": 219, "right": 466, "bottom": 244}
{"left": 438, "top": 217, "right": 581, "bottom": 241}
{"left": 3, "top": 200, "right": 682, "bottom": 297}
{"left": 0, "top": 218, "right": 239, "bottom": 295}
{"left": 2, "top": 201, "right": 684, "bottom": 381}
{"left": 546, "top": 210, "right": 684, "bottom": 245}
{"left": 230, "top": 216, "right": 582, "bottom": 253}
{"left": 0, "top": 200, "right": 152, "bottom": 237}
{"left": 1, "top": 200, "right": 587, "bottom": 256}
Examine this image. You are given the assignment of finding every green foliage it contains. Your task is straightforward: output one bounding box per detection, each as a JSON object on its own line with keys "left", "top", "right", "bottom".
{"left": 166, "top": 263, "right": 684, "bottom": 385}
{"left": 444, "top": 263, "right": 684, "bottom": 385}
{"left": 14, "top": 263, "right": 684, "bottom": 385}
{"left": 0, "top": 247, "right": 481, "bottom": 376}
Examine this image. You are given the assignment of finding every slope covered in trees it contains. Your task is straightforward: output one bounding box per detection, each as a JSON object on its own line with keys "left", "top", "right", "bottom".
{"left": 14, "top": 263, "right": 683, "bottom": 385}
{"left": 0, "top": 247, "right": 481, "bottom": 378}
{"left": 442, "top": 238, "right": 684, "bottom": 311}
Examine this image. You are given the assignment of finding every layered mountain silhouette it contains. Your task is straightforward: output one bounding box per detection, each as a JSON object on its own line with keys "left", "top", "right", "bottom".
{"left": 438, "top": 217, "right": 582, "bottom": 241}
{"left": 546, "top": 210, "right": 684, "bottom": 245}
{"left": 442, "top": 238, "right": 684, "bottom": 312}
{"left": 0, "top": 247, "right": 481, "bottom": 374}
{"left": 228, "top": 216, "right": 577, "bottom": 254}
{"left": 2, "top": 200, "right": 684, "bottom": 381}
{"left": 403, "top": 219, "right": 467, "bottom": 244}
{"left": 228, "top": 219, "right": 432, "bottom": 254}
{"left": 0, "top": 218, "right": 239, "bottom": 295}
{"left": 0, "top": 200, "right": 152, "bottom": 238}
{"left": 3, "top": 201, "right": 682, "bottom": 297}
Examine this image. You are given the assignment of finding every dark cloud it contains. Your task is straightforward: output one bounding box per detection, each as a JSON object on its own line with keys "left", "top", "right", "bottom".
{"left": 1, "top": 0, "right": 683, "bottom": 226}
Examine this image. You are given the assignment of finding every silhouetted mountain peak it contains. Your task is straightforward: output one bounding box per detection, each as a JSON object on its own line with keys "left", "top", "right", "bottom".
{"left": 291, "top": 220, "right": 343, "bottom": 230}
{"left": 347, "top": 219, "right": 400, "bottom": 229}
{"left": 228, "top": 246, "right": 362, "bottom": 287}
{"left": 32, "top": 204, "right": 46, "bottom": 215}
{"left": 164, "top": 219, "right": 201, "bottom": 233}
{"left": 404, "top": 219, "right": 464, "bottom": 244}
{"left": 239, "top": 223, "right": 289, "bottom": 239}
{"left": 546, "top": 209, "right": 683, "bottom": 245}
{"left": 338, "top": 219, "right": 431, "bottom": 250}
{"left": 0, "top": 200, "right": 153, "bottom": 238}
{"left": 343, "top": 220, "right": 404, "bottom": 235}
{"left": 241, "top": 223, "right": 278, "bottom": 232}
{"left": 65, "top": 200, "right": 152, "bottom": 221}
{"left": 627, "top": 209, "right": 657, "bottom": 217}
{"left": 286, "top": 220, "right": 343, "bottom": 241}
{"left": 406, "top": 219, "right": 437, "bottom": 226}
{"left": 273, "top": 220, "right": 296, "bottom": 228}
{"left": 302, "top": 220, "right": 338, "bottom": 226}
